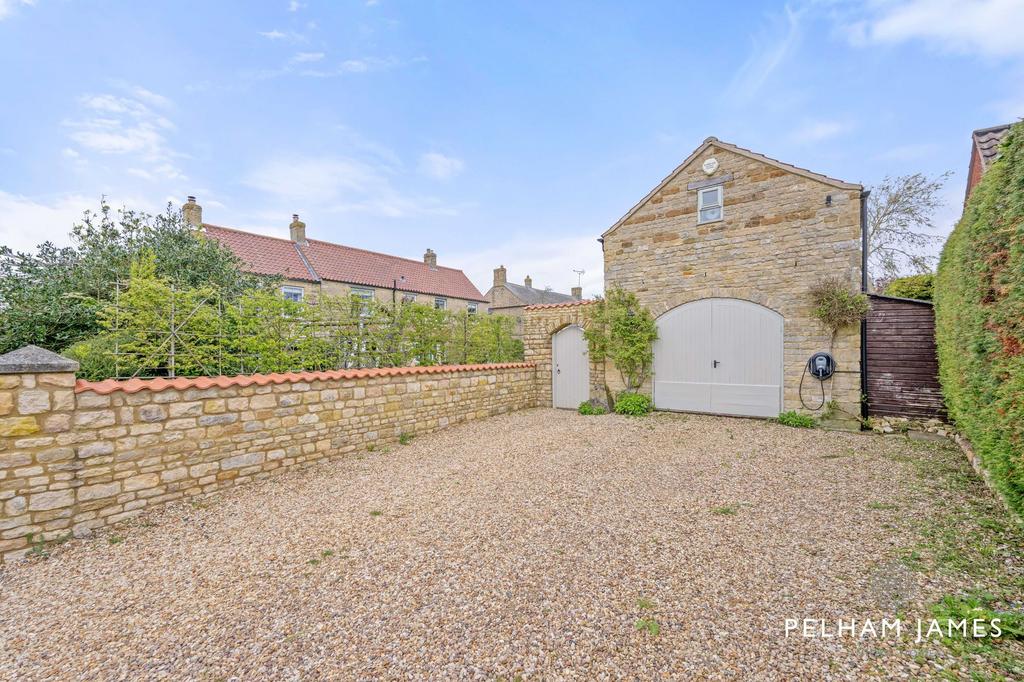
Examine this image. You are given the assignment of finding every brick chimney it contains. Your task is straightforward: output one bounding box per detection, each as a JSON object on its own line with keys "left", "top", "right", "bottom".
{"left": 571, "top": 286, "right": 582, "bottom": 300}
{"left": 524, "top": 275, "right": 532, "bottom": 288}
{"left": 493, "top": 265, "right": 507, "bottom": 287}
{"left": 289, "top": 214, "right": 306, "bottom": 243}
{"left": 424, "top": 248, "right": 437, "bottom": 269}
{"left": 182, "top": 196, "right": 202, "bottom": 228}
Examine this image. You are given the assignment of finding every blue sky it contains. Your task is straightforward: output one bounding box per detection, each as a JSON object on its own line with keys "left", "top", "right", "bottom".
{"left": 1, "top": 0, "right": 1021, "bottom": 297}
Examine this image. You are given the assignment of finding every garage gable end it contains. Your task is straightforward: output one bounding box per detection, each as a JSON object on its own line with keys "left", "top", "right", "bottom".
{"left": 602, "top": 137, "right": 861, "bottom": 238}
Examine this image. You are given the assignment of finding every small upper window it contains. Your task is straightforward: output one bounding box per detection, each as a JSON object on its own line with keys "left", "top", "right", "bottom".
{"left": 351, "top": 287, "right": 374, "bottom": 301}
{"left": 698, "top": 186, "right": 723, "bottom": 224}
{"left": 434, "top": 297, "right": 447, "bottom": 310}
{"left": 467, "top": 303, "right": 478, "bottom": 315}
{"left": 281, "top": 286, "right": 304, "bottom": 302}
{"left": 401, "top": 293, "right": 417, "bottom": 304}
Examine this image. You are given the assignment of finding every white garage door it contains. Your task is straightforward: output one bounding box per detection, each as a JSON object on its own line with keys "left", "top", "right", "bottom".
{"left": 653, "top": 298, "right": 783, "bottom": 418}
{"left": 552, "top": 325, "right": 590, "bottom": 409}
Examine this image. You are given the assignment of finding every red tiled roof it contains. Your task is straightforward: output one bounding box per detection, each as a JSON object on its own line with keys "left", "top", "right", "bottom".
{"left": 203, "top": 224, "right": 485, "bottom": 301}
{"left": 77, "top": 363, "right": 536, "bottom": 395}
{"left": 300, "top": 238, "right": 487, "bottom": 302}
{"left": 203, "top": 224, "right": 318, "bottom": 282}
{"left": 523, "top": 299, "right": 596, "bottom": 310}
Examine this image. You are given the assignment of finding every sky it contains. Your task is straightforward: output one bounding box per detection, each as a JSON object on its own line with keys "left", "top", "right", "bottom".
{"left": 1, "top": 0, "right": 1022, "bottom": 298}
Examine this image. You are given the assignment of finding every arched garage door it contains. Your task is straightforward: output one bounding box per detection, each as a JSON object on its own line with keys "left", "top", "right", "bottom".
{"left": 653, "top": 298, "right": 783, "bottom": 418}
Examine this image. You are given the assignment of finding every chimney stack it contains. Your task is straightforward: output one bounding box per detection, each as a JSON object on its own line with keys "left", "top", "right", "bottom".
{"left": 524, "top": 275, "right": 532, "bottom": 288}
{"left": 183, "top": 195, "right": 202, "bottom": 228}
{"left": 493, "top": 265, "right": 507, "bottom": 287}
{"left": 289, "top": 214, "right": 306, "bottom": 243}
{"left": 571, "top": 286, "right": 583, "bottom": 300}
{"left": 423, "top": 248, "right": 437, "bottom": 269}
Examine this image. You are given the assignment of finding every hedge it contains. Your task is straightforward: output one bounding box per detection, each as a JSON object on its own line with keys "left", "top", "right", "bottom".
{"left": 935, "top": 121, "right": 1024, "bottom": 517}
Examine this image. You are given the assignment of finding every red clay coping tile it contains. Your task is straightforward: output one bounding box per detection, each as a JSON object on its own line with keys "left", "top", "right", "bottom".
{"left": 77, "top": 363, "right": 537, "bottom": 395}
{"left": 522, "top": 300, "right": 596, "bottom": 311}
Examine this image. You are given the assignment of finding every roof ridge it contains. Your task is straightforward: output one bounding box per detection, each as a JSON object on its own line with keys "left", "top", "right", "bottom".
{"left": 305, "top": 238, "right": 464, "bottom": 274}
{"left": 202, "top": 222, "right": 295, "bottom": 244}
{"left": 973, "top": 123, "right": 1013, "bottom": 135}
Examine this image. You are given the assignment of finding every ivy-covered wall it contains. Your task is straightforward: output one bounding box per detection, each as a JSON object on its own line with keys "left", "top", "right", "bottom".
{"left": 935, "top": 121, "right": 1024, "bottom": 517}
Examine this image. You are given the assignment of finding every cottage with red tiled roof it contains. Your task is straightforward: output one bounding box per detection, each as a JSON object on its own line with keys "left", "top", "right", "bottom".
{"left": 182, "top": 197, "right": 487, "bottom": 312}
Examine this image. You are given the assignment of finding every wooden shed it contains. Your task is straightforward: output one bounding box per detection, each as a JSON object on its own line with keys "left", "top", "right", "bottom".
{"left": 864, "top": 294, "right": 946, "bottom": 420}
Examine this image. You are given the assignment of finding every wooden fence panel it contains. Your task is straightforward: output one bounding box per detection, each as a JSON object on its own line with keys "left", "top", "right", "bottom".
{"left": 865, "top": 294, "right": 947, "bottom": 420}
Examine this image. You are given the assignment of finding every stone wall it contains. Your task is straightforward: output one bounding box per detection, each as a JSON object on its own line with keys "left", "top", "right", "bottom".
{"left": 522, "top": 301, "right": 605, "bottom": 408}
{"left": 0, "top": 347, "right": 535, "bottom": 564}
{"left": 274, "top": 278, "right": 481, "bottom": 312}
{"left": 602, "top": 141, "right": 864, "bottom": 421}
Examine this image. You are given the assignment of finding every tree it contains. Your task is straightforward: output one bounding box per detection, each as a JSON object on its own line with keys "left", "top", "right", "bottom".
{"left": 883, "top": 273, "right": 934, "bottom": 301}
{"left": 866, "top": 172, "right": 950, "bottom": 284}
{"left": 0, "top": 200, "right": 273, "bottom": 355}
{"left": 583, "top": 288, "right": 658, "bottom": 407}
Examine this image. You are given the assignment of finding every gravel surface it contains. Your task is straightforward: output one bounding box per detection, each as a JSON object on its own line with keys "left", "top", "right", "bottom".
{"left": 0, "top": 408, "right": 1011, "bottom": 679}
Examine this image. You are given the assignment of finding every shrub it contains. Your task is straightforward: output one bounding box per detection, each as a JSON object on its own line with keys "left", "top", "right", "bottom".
{"left": 776, "top": 411, "right": 817, "bottom": 428}
{"left": 583, "top": 288, "right": 658, "bottom": 406}
{"left": 614, "top": 392, "right": 652, "bottom": 416}
{"left": 577, "top": 399, "right": 606, "bottom": 416}
{"left": 935, "top": 121, "right": 1024, "bottom": 517}
{"left": 884, "top": 273, "right": 934, "bottom": 301}
{"left": 808, "top": 277, "right": 870, "bottom": 339}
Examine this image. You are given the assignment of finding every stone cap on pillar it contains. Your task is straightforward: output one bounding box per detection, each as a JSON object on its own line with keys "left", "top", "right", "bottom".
{"left": 0, "top": 345, "right": 80, "bottom": 374}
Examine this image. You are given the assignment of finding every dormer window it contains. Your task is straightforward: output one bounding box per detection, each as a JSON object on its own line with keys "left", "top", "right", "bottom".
{"left": 698, "top": 185, "right": 723, "bottom": 224}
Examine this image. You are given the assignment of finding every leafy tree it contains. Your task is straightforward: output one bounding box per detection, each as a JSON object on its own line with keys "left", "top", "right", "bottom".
{"left": 0, "top": 200, "right": 273, "bottom": 355}
{"left": 866, "top": 172, "right": 950, "bottom": 284}
{"left": 883, "top": 273, "right": 934, "bottom": 301}
{"left": 583, "top": 288, "right": 658, "bottom": 406}
{"left": 466, "top": 313, "right": 522, "bottom": 364}
{"left": 89, "top": 252, "right": 223, "bottom": 378}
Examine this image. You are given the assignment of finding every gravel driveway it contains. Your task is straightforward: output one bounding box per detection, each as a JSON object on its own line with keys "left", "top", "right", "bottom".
{"left": 1, "top": 408, "right": 1018, "bottom": 680}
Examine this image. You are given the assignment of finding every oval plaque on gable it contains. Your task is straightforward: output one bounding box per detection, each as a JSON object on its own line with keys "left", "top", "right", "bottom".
{"left": 702, "top": 157, "right": 719, "bottom": 175}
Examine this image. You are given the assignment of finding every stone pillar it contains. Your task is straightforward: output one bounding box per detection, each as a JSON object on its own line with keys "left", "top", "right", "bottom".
{"left": 423, "top": 248, "right": 437, "bottom": 268}
{"left": 571, "top": 286, "right": 582, "bottom": 300}
{"left": 0, "top": 346, "right": 79, "bottom": 563}
{"left": 493, "top": 265, "right": 507, "bottom": 287}
{"left": 524, "top": 275, "right": 532, "bottom": 288}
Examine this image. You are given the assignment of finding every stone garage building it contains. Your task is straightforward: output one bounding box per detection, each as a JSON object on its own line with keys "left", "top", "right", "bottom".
{"left": 599, "top": 137, "right": 865, "bottom": 423}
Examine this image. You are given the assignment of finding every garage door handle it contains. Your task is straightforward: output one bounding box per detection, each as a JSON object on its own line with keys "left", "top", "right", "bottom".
{"left": 713, "top": 360, "right": 720, "bottom": 368}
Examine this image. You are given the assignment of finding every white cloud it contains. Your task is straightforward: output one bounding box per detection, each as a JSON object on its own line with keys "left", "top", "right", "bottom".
{"left": 852, "top": 0, "right": 1024, "bottom": 59}
{"left": 789, "top": 119, "right": 852, "bottom": 144}
{"left": 63, "top": 85, "right": 185, "bottom": 182}
{"left": 258, "top": 28, "right": 306, "bottom": 42}
{"left": 287, "top": 0, "right": 304, "bottom": 11}
{"left": 448, "top": 235, "right": 605, "bottom": 300}
{"left": 243, "top": 156, "right": 458, "bottom": 218}
{"left": 0, "top": 191, "right": 94, "bottom": 252}
{"left": 290, "top": 51, "right": 324, "bottom": 63}
{"left": 0, "top": 0, "right": 34, "bottom": 21}
{"left": 418, "top": 152, "right": 464, "bottom": 180}
{"left": 728, "top": 5, "right": 805, "bottom": 102}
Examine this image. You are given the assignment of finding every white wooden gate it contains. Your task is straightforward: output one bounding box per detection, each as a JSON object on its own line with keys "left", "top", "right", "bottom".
{"left": 653, "top": 298, "right": 783, "bottom": 418}
{"left": 552, "top": 325, "right": 590, "bottom": 409}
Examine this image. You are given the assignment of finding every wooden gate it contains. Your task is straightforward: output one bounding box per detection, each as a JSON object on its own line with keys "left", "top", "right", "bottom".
{"left": 865, "top": 294, "right": 946, "bottom": 420}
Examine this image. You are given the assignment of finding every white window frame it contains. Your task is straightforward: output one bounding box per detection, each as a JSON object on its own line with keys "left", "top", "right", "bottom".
{"left": 697, "top": 185, "right": 723, "bottom": 224}
{"left": 351, "top": 287, "right": 374, "bottom": 301}
{"left": 434, "top": 297, "right": 447, "bottom": 310}
{"left": 281, "top": 285, "right": 304, "bottom": 302}
{"left": 401, "top": 292, "right": 417, "bottom": 304}
{"left": 467, "top": 303, "right": 478, "bottom": 315}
